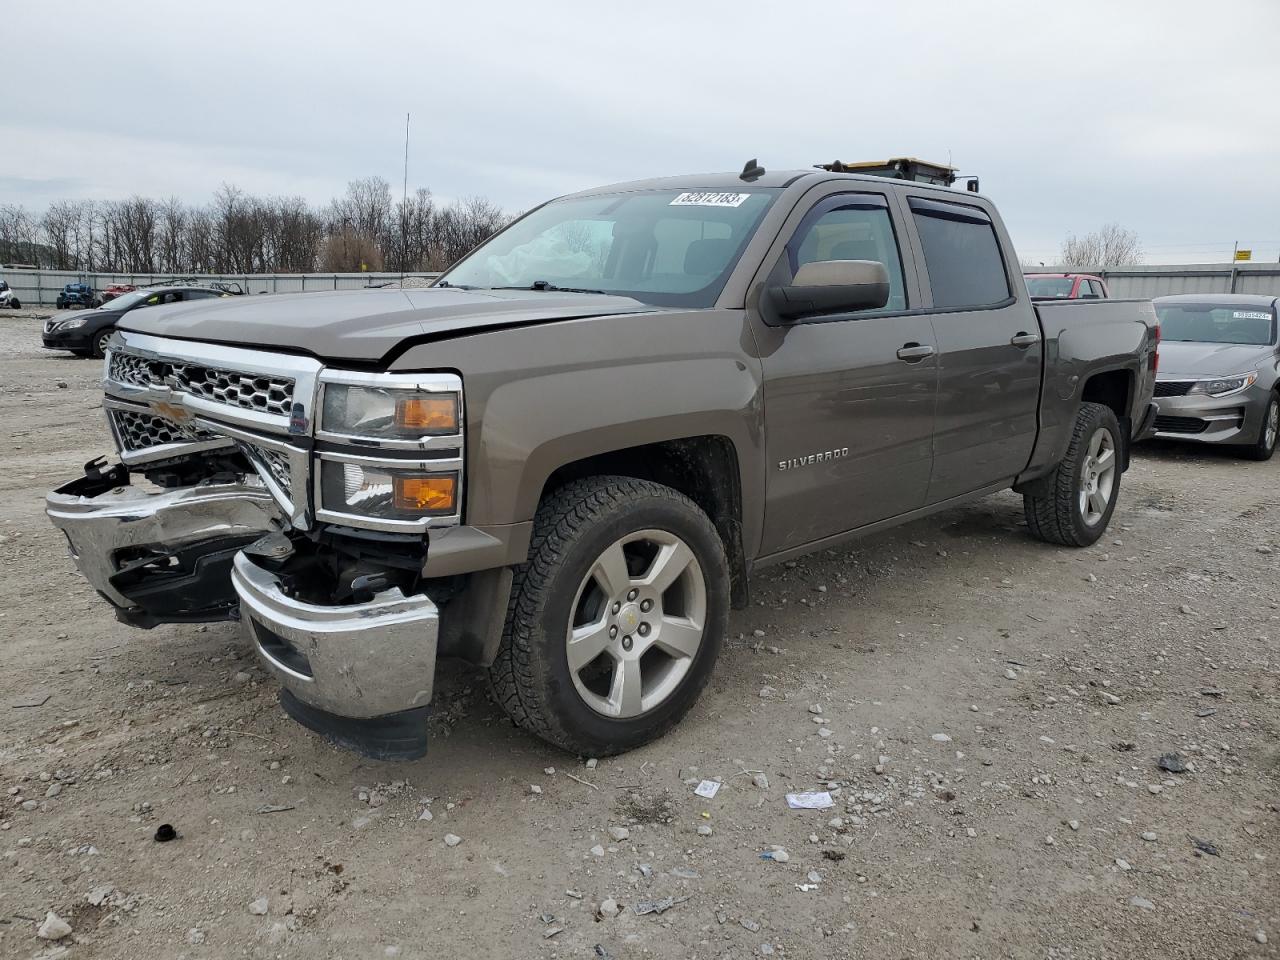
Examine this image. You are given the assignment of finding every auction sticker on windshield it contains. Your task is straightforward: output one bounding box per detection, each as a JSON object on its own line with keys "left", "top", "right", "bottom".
{"left": 1233, "top": 311, "right": 1271, "bottom": 320}
{"left": 670, "top": 192, "right": 750, "bottom": 207}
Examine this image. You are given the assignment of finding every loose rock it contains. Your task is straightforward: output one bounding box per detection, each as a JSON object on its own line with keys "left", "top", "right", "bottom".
{"left": 37, "top": 911, "right": 72, "bottom": 940}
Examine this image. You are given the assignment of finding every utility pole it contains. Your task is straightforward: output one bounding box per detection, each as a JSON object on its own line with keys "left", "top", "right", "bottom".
{"left": 401, "top": 112, "right": 410, "bottom": 282}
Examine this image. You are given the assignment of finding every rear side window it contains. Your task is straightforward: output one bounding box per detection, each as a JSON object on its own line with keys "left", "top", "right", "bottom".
{"left": 909, "top": 197, "right": 1010, "bottom": 309}
{"left": 786, "top": 194, "right": 907, "bottom": 313}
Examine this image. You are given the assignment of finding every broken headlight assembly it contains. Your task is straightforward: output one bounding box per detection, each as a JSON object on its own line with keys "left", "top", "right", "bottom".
{"left": 315, "top": 370, "right": 464, "bottom": 532}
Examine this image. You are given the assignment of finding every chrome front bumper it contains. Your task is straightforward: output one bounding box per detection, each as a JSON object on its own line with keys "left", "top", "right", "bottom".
{"left": 233, "top": 553, "right": 439, "bottom": 719}
{"left": 46, "top": 466, "right": 441, "bottom": 724}
{"left": 46, "top": 472, "right": 281, "bottom": 610}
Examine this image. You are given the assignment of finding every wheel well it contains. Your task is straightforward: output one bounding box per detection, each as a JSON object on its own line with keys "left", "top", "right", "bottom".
{"left": 541, "top": 436, "right": 749, "bottom": 608}
{"left": 1080, "top": 369, "right": 1132, "bottom": 424}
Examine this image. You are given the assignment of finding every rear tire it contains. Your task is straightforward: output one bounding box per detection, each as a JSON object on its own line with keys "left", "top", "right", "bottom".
{"left": 10, "top": 298, "right": 19, "bottom": 309}
{"left": 1240, "top": 394, "right": 1278, "bottom": 461}
{"left": 1024, "top": 402, "right": 1122, "bottom": 547}
{"left": 489, "top": 476, "right": 729, "bottom": 755}
{"left": 91, "top": 327, "right": 114, "bottom": 359}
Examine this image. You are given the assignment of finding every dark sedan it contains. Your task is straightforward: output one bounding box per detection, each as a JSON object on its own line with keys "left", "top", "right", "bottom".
{"left": 1151, "top": 294, "right": 1280, "bottom": 460}
{"left": 42, "top": 286, "right": 231, "bottom": 358}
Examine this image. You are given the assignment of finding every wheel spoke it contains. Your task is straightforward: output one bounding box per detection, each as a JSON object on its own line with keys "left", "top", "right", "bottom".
{"left": 1094, "top": 447, "right": 1115, "bottom": 472}
{"left": 608, "top": 656, "right": 644, "bottom": 717}
{"left": 654, "top": 616, "right": 703, "bottom": 660}
{"left": 567, "top": 618, "right": 612, "bottom": 672}
{"left": 1089, "top": 490, "right": 1108, "bottom": 516}
{"left": 1088, "top": 431, "right": 1104, "bottom": 459}
{"left": 590, "top": 540, "right": 631, "bottom": 598}
{"left": 639, "top": 540, "right": 694, "bottom": 594}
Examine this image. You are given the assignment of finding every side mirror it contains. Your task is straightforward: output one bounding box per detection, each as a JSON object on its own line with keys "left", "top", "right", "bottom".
{"left": 766, "top": 260, "right": 890, "bottom": 321}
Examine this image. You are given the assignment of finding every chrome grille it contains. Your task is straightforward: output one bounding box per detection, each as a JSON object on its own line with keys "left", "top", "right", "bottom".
{"left": 243, "top": 444, "right": 293, "bottom": 498}
{"left": 109, "top": 351, "right": 295, "bottom": 416}
{"left": 111, "top": 408, "right": 221, "bottom": 452}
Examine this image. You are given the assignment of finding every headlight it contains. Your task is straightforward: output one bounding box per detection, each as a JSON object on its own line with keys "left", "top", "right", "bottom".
{"left": 315, "top": 370, "right": 464, "bottom": 530}
{"left": 1189, "top": 371, "right": 1257, "bottom": 398}
{"left": 319, "top": 460, "right": 458, "bottom": 520}
{"left": 59, "top": 316, "right": 90, "bottom": 330}
{"left": 321, "top": 381, "right": 459, "bottom": 440}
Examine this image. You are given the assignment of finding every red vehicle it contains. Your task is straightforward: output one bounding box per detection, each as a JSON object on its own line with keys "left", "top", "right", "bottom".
{"left": 1025, "top": 273, "right": 1109, "bottom": 300}
{"left": 101, "top": 283, "right": 136, "bottom": 303}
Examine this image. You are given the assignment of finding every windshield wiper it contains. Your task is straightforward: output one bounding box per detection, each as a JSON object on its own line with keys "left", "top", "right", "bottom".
{"left": 491, "top": 281, "right": 610, "bottom": 295}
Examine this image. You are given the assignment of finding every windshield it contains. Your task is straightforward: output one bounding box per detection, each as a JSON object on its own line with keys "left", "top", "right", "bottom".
{"left": 104, "top": 290, "right": 149, "bottom": 311}
{"left": 438, "top": 188, "right": 779, "bottom": 308}
{"left": 1025, "top": 277, "right": 1075, "bottom": 298}
{"left": 1156, "top": 302, "right": 1276, "bottom": 345}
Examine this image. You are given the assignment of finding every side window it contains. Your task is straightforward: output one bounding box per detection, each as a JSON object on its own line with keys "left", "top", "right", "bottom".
{"left": 786, "top": 195, "right": 907, "bottom": 313}
{"left": 1090, "top": 280, "right": 1106, "bottom": 298}
{"left": 908, "top": 197, "right": 1011, "bottom": 310}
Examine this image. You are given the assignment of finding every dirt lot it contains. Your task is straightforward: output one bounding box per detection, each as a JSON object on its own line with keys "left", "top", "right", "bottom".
{"left": 0, "top": 312, "right": 1276, "bottom": 960}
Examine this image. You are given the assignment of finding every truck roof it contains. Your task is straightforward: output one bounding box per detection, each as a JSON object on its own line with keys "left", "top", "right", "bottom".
{"left": 562, "top": 169, "right": 983, "bottom": 202}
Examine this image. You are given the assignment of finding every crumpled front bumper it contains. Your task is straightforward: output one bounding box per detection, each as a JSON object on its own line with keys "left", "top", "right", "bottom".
{"left": 233, "top": 552, "right": 439, "bottom": 720}
{"left": 46, "top": 466, "right": 281, "bottom": 619}
{"left": 46, "top": 463, "right": 441, "bottom": 755}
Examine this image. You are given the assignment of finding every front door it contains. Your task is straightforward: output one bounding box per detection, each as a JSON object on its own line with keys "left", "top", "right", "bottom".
{"left": 753, "top": 190, "right": 938, "bottom": 556}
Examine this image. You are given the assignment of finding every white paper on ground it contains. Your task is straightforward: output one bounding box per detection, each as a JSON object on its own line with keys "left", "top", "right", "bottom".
{"left": 694, "top": 780, "right": 721, "bottom": 799}
{"left": 785, "top": 791, "right": 834, "bottom": 809}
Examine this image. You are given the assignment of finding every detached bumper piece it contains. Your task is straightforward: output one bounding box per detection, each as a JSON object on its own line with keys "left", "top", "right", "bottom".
{"left": 232, "top": 552, "right": 438, "bottom": 760}
{"left": 45, "top": 460, "right": 281, "bottom": 626}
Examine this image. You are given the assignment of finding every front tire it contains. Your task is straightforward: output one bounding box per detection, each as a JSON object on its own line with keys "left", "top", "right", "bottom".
{"left": 9, "top": 298, "right": 19, "bottom": 309}
{"left": 1024, "top": 402, "right": 1123, "bottom": 547}
{"left": 1241, "top": 394, "right": 1279, "bottom": 461}
{"left": 489, "top": 476, "right": 729, "bottom": 755}
{"left": 90, "top": 327, "right": 114, "bottom": 359}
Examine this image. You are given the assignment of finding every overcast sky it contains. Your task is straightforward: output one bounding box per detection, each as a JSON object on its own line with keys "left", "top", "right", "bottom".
{"left": 6, "top": 0, "right": 1279, "bottom": 264}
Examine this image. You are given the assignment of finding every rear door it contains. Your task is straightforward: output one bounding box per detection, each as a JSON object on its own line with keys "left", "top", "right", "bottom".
{"left": 751, "top": 185, "right": 938, "bottom": 556}
{"left": 899, "top": 194, "right": 1042, "bottom": 503}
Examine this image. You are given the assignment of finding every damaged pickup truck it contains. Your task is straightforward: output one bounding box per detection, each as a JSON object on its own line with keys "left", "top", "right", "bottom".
{"left": 47, "top": 166, "right": 1159, "bottom": 760}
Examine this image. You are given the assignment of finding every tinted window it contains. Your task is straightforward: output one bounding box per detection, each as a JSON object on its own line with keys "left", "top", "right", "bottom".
{"left": 786, "top": 196, "right": 907, "bottom": 313}
{"left": 1090, "top": 280, "right": 1106, "bottom": 298}
{"left": 909, "top": 198, "right": 1010, "bottom": 309}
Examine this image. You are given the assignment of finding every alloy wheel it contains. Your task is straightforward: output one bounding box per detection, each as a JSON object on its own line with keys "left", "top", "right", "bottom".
{"left": 566, "top": 529, "right": 707, "bottom": 718}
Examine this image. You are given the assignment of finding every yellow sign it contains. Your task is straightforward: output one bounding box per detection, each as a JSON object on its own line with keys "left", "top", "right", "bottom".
{"left": 1234, "top": 249, "right": 1252, "bottom": 261}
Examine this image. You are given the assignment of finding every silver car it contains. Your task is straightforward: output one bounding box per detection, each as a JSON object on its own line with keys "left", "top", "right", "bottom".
{"left": 1152, "top": 294, "right": 1279, "bottom": 460}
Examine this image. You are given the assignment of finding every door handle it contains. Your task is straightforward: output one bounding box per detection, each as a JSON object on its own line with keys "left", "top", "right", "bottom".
{"left": 1010, "top": 332, "right": 1040, "bottom": 348}
{"left": 896, "top": 343, "right": 936, "bottom": 362}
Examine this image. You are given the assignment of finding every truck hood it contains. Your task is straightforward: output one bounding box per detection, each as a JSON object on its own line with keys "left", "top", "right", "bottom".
{"left": 117, "top": 287, "right": 657, "bottom": 362}
{"left": 1157, "top": 340, "right": 1274, "bottom": 378}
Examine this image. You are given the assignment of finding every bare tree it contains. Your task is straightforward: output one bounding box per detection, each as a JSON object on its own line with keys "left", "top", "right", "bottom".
{"left": 1059, "top": 223, "right": 1143, "bottom": 268}
{"left": 19, "top": 177, "right": 509, "bottom": 275}
{"left": 319, "top": 225, "right": 384, "bottom": 272}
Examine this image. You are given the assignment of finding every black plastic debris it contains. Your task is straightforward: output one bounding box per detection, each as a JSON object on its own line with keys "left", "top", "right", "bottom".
{"left": 1191, "top": 836, "right": 1220, "bottom": 857}
{"left": 154, "top": 824, "right": 177, "bottom": 842}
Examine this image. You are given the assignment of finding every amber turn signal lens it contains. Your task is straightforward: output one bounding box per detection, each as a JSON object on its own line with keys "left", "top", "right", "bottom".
{"left": 395, "top": 395, "right": 458, "bottom": 433}
{"left": 392, "top": 475, "right": 457, "bottom": 513}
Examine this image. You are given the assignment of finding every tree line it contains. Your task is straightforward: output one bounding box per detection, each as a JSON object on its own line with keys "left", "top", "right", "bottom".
{"left": 0, "top": 176, "right": 512, "bottom": 275}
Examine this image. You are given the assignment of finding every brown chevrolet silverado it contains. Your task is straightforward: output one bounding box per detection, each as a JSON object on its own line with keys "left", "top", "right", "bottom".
{"left": 46, "top": 167, "right": 1159, "bottom": 759}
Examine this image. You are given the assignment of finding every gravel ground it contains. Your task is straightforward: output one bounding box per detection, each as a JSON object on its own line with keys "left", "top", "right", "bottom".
{"left": 0, "top": 313, "right": 1276, "bottom": 960}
